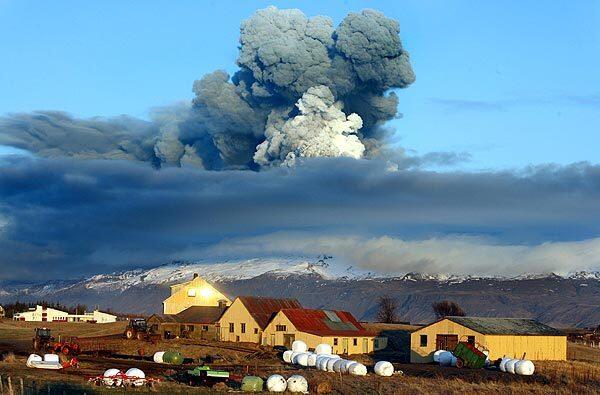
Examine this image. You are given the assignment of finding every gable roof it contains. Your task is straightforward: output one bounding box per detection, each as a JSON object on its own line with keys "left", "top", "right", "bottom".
{"left": 150, "top": 305, "right": 227, "bottom": 324}
{"left": 280, "top": 308, "right": 376, "bottom": 337}
{"left": 237, "top": 296, "right": 301, "bottom": 329}
{"left": 445, "top": 316, "right": 564, "bottom": 336}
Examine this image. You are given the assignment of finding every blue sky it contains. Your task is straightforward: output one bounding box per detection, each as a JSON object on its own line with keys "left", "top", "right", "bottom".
{"left": 1, "top": 0, "right": 599, "bottom": 170}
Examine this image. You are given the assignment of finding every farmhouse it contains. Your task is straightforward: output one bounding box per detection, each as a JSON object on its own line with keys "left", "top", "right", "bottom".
{"left": 218, "top": 296, "right": 301, "bottom": 343}
{"left": 163, "top": 273, "right": 231, "bottom": 315}
{"left": 263, "top": 308, "right": 387, "bottom": 354}
{"left": 410, "top": 316, "right": 566, "bottom": 363}
{"left": 13, "top": 305, "right": 116, "bottom": 323}
{"left": 148, "top": 305, "right": 227, "bottom": 340}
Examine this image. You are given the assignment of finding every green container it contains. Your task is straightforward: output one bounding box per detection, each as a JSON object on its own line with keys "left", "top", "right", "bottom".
{"left": 241, "top": 376, "right": 263, "bottom": 392}
{"left": 162, "top": 351, "right": 184, "bottom": 365}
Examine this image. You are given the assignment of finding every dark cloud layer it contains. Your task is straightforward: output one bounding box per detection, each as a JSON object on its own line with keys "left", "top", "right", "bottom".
{"left": 1, "top": 156, "right": 599, "bottom": 279}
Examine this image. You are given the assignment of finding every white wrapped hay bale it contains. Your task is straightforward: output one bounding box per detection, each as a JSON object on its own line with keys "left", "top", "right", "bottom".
{"left": 345, "top": 361, "right": 359, "bottom": 374}
{"left": 374, "top": 361, "right": 394, "bottom": 376}
{"left": 44, "top": 354, "right": 59, "bottom": 362}
{"left": 153, "top": 351, "right": 165, "bottom": 364}
{"left": 290, "top": 351, "right": 302, "bottom": 364}
{"left": 505, "top": 359, "right": 519, "bottom": 374}
{"left": 332, "top": 359, "right": 346, "bottom": 373}
{"left": 450, "top": 356, "right": 458, "bottom": 367}
{"left": 515, "top": 360, "right": 535, "bottom": 376}
{"left": 341, "top": 360, "right": 357, "bottom": 374}
{"left": 326, "top": 357, "right": 340, "bottom": 372}
{"left": 438, "top": 351, "right": 454, "bottom": 366}
{"left": 287, "top": 375, "right": 308, "bottom": 393}
{"left": 26, "top": 354, "right": 42, "bottom": 367}
{"left": 283, "top": 350, "right": 294, "bottom": 364}
{"left": 349, "top": 363, "right": 367, "bottom": 376}
{"left": 296, "top": 353, "right": 310, "bottom": 367}
{"left": 125, "top": 368, "right": 146, "bottom": 387}
{"left": 266, "top": 374, "right": 287, "bottom": 392}
{"left": 103, "top": 368, "right": 123, "bottom": 386}
{"left": 315, "top": 343, "right": 332, "bottom": 355}
{"left": 499, "top": 357, "right": 511, "bottom": 372}
{"left": 307, "top": 353, "right": 318, "bottom": 367}
{"left": 315, "top": 355, "right": 328, "bottom": 370}
{"left": 291, "top": 340, "right": 308, "bottom": 353}
{"left": 433, "top": 350, "right": 446, "bottom": 363}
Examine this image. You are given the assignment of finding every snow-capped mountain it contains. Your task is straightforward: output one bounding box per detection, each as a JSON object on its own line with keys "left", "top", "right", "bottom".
{"left": 0, "top": 257, "right": 598, "bottom": 327}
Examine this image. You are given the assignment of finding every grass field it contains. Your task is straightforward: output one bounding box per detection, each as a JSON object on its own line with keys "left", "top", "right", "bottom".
{"left": 0, "top": 319, "right": 597, "bottom": 394}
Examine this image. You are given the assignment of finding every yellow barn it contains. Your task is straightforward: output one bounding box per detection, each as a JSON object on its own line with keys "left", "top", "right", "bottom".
{"left": 218, "top": 296, "right": 301, "bottom": 343}
{"left": 410, "top": 316, "right": 566, "bottom": 363}
{"left": 163, "top": 273, "right": 231, "bottom": 315}
{"left": 263, "top": 308, "right": 387, "bottom": 355}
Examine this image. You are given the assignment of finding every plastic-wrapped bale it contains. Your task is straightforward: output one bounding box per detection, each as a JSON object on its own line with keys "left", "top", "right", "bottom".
{"left": 266, "top": 375, "right": 287, "bottom": 392}
{"left": 44, "top": 354, "right": 59, "bottom": 363}
{"left": 283, "top": 350, "right": 294, "bottom": 364}
{"left": 341, "top": 360, "right": 357, "bottom": 374}
{"left": 287, "top": 375, "right": 309, "bottom": 393}
{"left": 26, "top": 354, "right": 42, "bottom": 368}
{"left": 290, "top": 352, "right": 302, "bottom": 364}
{"left": 125, "top": 368, "right": 146, "bottom": 387}
{"left": 326, "top": 357, "right": 341, "bottom": 372}
{"left": 315, "top": 355, "right": 327, "bottom": 370}
{"left": 349, "top": 363, "right": 368, "bottom": 376}
{"left": 292, "top": 340, "right": 308, "bottom": 353}
{"left": 332, "top": 359, "right": 346, "bottom": 373}
{"left": 505, "top": 359, "right": 519, "bottom": 374}
{"left": 374, "top": 361, "right": 394, "bottom": 377}
{"left": 315, "top": 343, "right": 332, "bottom": 355}
{"left": 295, "top": 353, "right": 310, "bottom": 367}
{"left": 450, "top": 356, "right": 458, "bottom": 367}
{"left": 162, "top": 351, "right": 183, "bottom": 365}
{"left": 515, "top": 360, "right": 535, "bottom": 376}
{"left": 307, "top": 353, "right": 318, "bottom": 367}
{"left": 433, "top": 350, "right": 446, "bottom": 363}
{"left": 241, "top": 376, "right": 264, "bottom": 392}
{"left": 153, "top": 351, "right": 165, "bottom": 364}
{"left": 438, "top": 351, "right": 454, "bottom": 366}
{"left": 499, "top": 357, "right": 511, "bottom": 372}
{"left": 103, "top": 369, "right": 123, "bottom": 386}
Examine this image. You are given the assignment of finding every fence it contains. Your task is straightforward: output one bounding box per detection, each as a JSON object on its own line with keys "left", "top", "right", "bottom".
{"left": 0, "top": 375, "right": 92, "bottom": 395}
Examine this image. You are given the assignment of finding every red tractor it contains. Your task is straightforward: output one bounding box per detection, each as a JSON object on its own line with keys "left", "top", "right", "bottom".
{"left": 33, "top": 328, "right": 81, "bottom": 356}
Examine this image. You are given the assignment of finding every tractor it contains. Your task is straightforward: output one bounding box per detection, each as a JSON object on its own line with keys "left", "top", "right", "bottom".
{"left": 124, "top": 318, "right": 150, "bottom": 340}
{"left": 33, "top": 328, "right": 81, "bottom": 355}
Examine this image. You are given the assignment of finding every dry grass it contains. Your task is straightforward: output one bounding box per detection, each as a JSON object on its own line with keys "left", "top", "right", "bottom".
{"left": 568, "top": 341, "right": 600, "bottom": 363}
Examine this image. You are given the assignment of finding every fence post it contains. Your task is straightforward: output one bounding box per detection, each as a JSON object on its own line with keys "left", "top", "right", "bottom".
{"left": 7, "top": 376, "right": 13, "bottom": 395}
{"left": 18, "top": 378, "right": 23, "bottom": 395}
{"left": 0, "top": 374, "right": 4, "bottom": 393}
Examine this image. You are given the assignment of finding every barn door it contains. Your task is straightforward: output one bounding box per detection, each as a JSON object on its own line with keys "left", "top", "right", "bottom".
{"left": 436, "top": 334, "right": 459, "bottom": 351}
{"left": 283, "top": 334, "right": 295, "bottom": 349}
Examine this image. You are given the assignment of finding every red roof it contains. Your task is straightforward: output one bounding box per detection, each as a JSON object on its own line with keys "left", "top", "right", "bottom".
{"left": 238, "top": 296, "right": 302, "bottom": 329}
{"left": 280, "top": 308, "right": 377, "bottom": 337}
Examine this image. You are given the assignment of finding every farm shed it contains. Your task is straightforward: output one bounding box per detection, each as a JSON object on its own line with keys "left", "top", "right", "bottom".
{"left": 263, "top": 308, "right": 387, "bottom": 354}
{"left": 163, "top": 273, "right": 231, "bottom": 315}
{"left": 148, "top": 305, "right": 227, "bottom": 340}
{"left": 218, "top": 296, "right": 301, "bottom": 343}
{"left": 410, "top": 316, "right": 566, "bottom": 363}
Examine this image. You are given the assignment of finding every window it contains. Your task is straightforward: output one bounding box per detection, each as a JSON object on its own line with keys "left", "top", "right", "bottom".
{"left": 241, "top": 323, "right": 246, "bottom": 333}
{"left": 353, "top": 338, "right": 358, "bottom": 346}
{"left": 276, "top": 325, "right": 286, "bottom": 332}
{"left": 254, "top": 328, "right": 259, "bottom": 334}
{"left": 420, "top": 334, "right": 427, "bottom": 347}
{"left": 187, "top": 325, "right": 194, "bottom": 332}
{"left": 187, "top": 288, "right": 196, "bottom": 297}
{"left": 202, "top": 325, "right": 209, "bottom": 331}
{"left": 333, "top": 338, "right": 338, "bottom": 346}
{"left": 467, "top": 336, "right": 475, "bottom": 344}
{"left": 229, "top": 323, "right": 234, "bottom": 333}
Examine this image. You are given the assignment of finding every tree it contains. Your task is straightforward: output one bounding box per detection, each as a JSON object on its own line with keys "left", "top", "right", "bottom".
{"left": 376, "top": 295, "right": 398, "bottom": 323}
{"left": 432, "top": 300, "right": 466, "bottom": 318}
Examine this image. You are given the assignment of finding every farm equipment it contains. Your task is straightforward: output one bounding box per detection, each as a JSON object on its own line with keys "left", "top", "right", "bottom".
{"left": 186, "top": 366, "right": 232, "bottom": 387}
{"left": 32, "top": 328, "right": 81, "bottom": 355}
{"left": 88, "top": 369, "right": 161, "bottom": 388}
{"left": 452, "top": 339, "right": 489, "bottom": 369}
{"left": 123, "top": 318, "right": 160, "bottom": 342}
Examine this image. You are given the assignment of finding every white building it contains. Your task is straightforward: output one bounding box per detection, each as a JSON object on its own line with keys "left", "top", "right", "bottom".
{"left": 13, "top": 305, "right": 116, "bottom": 323}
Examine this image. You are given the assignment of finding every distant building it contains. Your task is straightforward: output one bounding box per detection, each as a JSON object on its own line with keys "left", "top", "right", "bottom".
{"left": 13, "top": 305, "right": 117, "bottom": 323}
{"left": 263, "top": 308, "right": 387, "bottom": 354}
{"left": 410, "top": 316, "right": 567, "bottom": 363}
{"left": 218, "top": 296, "right": 301, "bottom": 343}
{"left": 0, "top": 305, "right": 4, "bottom": 318}
{"left": 163, "top": 273, "right": 231, "bottom": 315}
{"left": 148, "top": 305, "right": 227, "bottom": 340}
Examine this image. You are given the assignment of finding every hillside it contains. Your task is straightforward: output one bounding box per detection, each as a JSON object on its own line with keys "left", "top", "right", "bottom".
{"left": 0, "top": 258, "right": 598, "bottom": 327}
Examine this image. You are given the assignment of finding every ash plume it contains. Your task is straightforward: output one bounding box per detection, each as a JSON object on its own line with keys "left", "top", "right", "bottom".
{"left": 0, "top": 7, "right": 414, "bottom": 170}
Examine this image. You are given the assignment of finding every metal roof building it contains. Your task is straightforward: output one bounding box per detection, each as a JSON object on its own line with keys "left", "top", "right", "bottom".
{"left": 410, "top": 316, "right": 566, "bottom": 363}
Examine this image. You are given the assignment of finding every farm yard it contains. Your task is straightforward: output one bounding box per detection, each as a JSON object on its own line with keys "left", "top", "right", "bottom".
{"left": 0, "top": 319, "right": 598, "bottom": 394}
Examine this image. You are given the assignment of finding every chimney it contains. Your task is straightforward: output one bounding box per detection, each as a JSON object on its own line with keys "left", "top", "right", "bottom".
{"left": 193, "top": 273, "right": 199, "bottom": 279}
